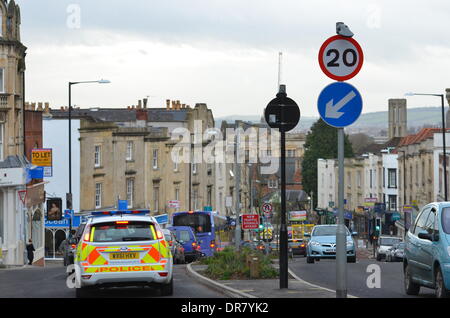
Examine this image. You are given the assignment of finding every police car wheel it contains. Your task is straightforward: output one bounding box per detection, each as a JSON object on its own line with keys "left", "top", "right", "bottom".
{"left": 160, "top": 278, "right": 173, "bottom": 296}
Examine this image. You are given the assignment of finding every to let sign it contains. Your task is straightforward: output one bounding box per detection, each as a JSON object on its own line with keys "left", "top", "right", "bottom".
{"left": 31, "top": 149, "right": 52, "bottom": 167}
{"left": 242, "top": 214, "right": 260, "bottom": 230}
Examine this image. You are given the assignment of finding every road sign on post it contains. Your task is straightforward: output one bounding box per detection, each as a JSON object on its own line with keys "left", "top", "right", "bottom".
{"left": 262, "top": 203, "right": 273, "bottom": 218}
{"left": 264, "top": 84, "right": 300, "bottom": 290}
{"left": 318, "top": 35, "right": 364, "bottom": 81}
{"left": 242, "top": 215, "right": 260, "bottom": 230}
{"left": 317, "top": 22, "right": 364, "bottom": 299}
{"left": 317, "top": 82, "right": 363, "bottom": 128}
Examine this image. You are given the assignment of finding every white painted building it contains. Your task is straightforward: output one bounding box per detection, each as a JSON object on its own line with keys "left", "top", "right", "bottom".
{"left": 317, "top": 158, "right": 337, "bottom": 210}
{"left": 381, "top": 149, "right": 399, "bottom": 211}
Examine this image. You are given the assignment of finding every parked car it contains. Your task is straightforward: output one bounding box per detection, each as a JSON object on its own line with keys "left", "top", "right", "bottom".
{"left": 162, "top": 229, "right": 185, "bottom": 264}
{"left": 305, "top": 225, "right": 357, "bottom": 263}
{"left": 404, "top": 202, "right": 450, "bottom": 298}
{"left": 168, "top": 226, "right": 203, "bottom": 262}
{"left": 289, "top": 239, "right": 307, "bottom": 256}
{"left": 386, "top": 242, "right": 405, "bottom": 262}
{"left": 376, "top": 236, "right": 403, "bottom": 261}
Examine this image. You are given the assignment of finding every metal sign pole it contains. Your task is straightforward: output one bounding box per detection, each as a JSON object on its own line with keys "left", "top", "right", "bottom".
{"left": 336, "top": 128, "right": 347, "bottom": 298}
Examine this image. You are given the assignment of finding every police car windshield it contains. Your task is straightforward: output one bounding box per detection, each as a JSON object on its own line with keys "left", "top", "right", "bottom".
{"left": 91, "top": 221, "right": 155, "bottom": 242}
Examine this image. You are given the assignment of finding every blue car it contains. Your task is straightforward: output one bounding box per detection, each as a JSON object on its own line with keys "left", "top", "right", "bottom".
{"left": 168, "top": 226, "right": 203, "bottom": 262}
{"left": 305, "top": 225, "right": 357, "bottom": 264}
{"left": 404, "top": 202, "right": 450, "bottom": 298}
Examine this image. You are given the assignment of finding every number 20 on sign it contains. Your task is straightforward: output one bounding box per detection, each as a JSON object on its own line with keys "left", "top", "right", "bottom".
{"left": 318, "top": 35, "right": 364, "bottom": 81}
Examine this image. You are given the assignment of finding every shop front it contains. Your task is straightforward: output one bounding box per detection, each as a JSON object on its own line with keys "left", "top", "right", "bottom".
{"left": 44, "top": 215, "right": 83, "bottom": 260}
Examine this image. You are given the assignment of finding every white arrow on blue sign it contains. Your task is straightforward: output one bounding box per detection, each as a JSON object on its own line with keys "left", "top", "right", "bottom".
{"left": 317, "top": 82, "right": 363, "bottom": 128}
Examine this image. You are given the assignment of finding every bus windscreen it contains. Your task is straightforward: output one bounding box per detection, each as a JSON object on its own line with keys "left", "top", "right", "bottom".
{"left": 173, "top": 213, "right": 212, "bottom": 233}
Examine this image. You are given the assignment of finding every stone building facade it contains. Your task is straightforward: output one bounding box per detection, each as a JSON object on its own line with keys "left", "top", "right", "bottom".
{"left": 78, "top": 101, "right": 215, "bottom": 221}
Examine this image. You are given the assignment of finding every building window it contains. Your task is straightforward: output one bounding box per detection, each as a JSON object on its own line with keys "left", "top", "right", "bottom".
{"left": 127, "top": 178, "right": 134, "bottom": 208}
{"left": 207, "top": 186, "right": 212, "bottom": 207}
{"left": 126, "top": 141, "right": 133, "bottom": 161}
{"left": 153, "top": 187, "right": 159, "bottom": 212}
{"left": 287, "top": 149, "right": 296, "bottom": 157}
{"left": 0, "top": 69, "right": 4, "bottom": 93}
{"left": 357, "top": 171, "right": 362, "bottom": 187}
{"left": 193, "top": 189, "right": 199, "bottom": 210}
{"left": 175, "top": 188, "right": 180, "bottom": 202}
{"left": 388, "top": 169, "right": 397, "bottom": 188}
{"left": 174, "top": 152, "right": 179, "bottom": 172}
{"left": 94, "top": 145, "right": 101, "bottom": 167}
{"left": 192, "top": 163, "right": 197, "bottom": 174}
{"left": 0, "top": 123, "right": 3, "bottom": 161}
{"left": 388, "top": 195, "right": 397, "bottom": 211}
{"left": 152, "top": 149, "right": 158, "bottom": 169}
{"left": 268, "top": 179, "right": 278, "bottom": 189}
{"left": 95, "top": 183, "right": 102, "bottom": 209}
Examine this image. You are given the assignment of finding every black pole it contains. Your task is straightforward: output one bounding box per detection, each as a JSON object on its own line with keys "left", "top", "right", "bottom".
{"left": 279, "top": 85, "right": 288, "bottom": 289}
{"left": 441, "top": 94, "right": 448, "bottom": 201}
{"left": 280, "top": 128, "right": 288, "bottom": 289}
{"left": 68, "top": 83, "right": 73, "bottom": 236}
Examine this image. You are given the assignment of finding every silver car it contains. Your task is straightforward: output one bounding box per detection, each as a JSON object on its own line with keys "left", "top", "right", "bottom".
{"left": 376, "top": 236, "right": 402, "bottom": 261}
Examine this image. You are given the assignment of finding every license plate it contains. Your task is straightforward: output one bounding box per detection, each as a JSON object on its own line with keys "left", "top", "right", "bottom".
{"left": 326, "top": 249, "right": 336, "bottom": 253}
{"left": 110, "top": 252, "right": 139, "bottom": 260}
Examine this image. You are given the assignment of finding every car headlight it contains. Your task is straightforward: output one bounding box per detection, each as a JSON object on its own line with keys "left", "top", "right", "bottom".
{"left": 448, "top": 247, "right": 450, "bottom": 257}
{"left": 310, "top": 241, "right": 321, "bottom": 246}
{"left": 346, "top": 241, "right": 354, "bottom": 247}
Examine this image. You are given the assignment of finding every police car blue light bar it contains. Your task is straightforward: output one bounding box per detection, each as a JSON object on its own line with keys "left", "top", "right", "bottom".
{"left": 90, "top": 210, "right": 150, "bottom": 216}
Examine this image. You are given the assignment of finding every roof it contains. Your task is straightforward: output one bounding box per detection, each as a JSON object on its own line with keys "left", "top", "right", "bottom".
{"left": 49, "top": 108, "right": 190, "bottom": 123}
{"left": 397, "top": 128, "right": 450, "bottom": 147}
{"left": 0, "top": 155, "right": 29, "bottom": 168}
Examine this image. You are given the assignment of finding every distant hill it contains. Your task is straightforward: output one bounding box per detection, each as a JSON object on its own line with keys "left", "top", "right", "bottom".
{"left": 216, "top": 107, "right": 445, "bottom": 132}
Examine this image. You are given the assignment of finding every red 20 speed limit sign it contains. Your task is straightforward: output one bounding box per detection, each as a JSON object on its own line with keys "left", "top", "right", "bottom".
{"left": 318, "top": 35, "right": 364, "bottom": 81}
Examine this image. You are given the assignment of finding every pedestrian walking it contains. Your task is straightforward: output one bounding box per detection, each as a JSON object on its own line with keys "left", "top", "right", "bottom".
{"left": 26, "top": 239, "right": 35, "bottom": 265}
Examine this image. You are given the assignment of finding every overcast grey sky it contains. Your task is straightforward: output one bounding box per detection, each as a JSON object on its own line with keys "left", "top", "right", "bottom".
{"left": 16, "top": 0, "right": 450, "bottom": 119}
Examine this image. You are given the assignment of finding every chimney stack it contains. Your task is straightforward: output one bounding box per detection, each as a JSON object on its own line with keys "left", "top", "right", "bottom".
{"left": 166, "top": 99, "right": 170, "bottom": 110}
{"left": 37, "top": 102, "right": 43, "bottom": 111}
{"left": 143, "top": 98, "right": 148, "bottom": 109}
{"left": 137, "top": 100, "right": 142, "bottom": 109}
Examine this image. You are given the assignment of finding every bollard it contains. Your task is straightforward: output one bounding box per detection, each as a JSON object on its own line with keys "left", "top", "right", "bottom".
{"left": 250, "top": 256, "right": 260, "bottom": 278}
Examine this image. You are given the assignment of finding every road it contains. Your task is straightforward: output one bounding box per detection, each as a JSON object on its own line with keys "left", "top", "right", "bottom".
{"left": 0, "top": 261, "right": 225, "bottom": 298}
{"left": 288, "top": 256, "right": 436, "bottom": 298}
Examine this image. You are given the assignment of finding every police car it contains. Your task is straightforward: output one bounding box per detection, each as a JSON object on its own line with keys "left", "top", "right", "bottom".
{"left": 73, "top": 210, "right": 173, "bottom": 297}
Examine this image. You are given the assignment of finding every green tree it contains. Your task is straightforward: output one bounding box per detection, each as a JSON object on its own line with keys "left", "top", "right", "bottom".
{"left": 302, "top": 119, "right": 354, "bottom": 208}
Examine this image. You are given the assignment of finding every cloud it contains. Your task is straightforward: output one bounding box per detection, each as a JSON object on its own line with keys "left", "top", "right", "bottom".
{"left": 16, "top": 0, "right": 450, "bottom": 118}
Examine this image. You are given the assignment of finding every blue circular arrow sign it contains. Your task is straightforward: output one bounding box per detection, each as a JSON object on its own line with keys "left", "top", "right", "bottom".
{"left": 317, "top": 82, "right": 363, "bottom": 128}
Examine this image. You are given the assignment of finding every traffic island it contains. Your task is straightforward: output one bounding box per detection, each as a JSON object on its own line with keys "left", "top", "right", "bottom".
{"left": 186, "top": 247, "right": 339, "bottom": 298}
{"left": 198, "top": 247, "right": 278, "bottom": 280}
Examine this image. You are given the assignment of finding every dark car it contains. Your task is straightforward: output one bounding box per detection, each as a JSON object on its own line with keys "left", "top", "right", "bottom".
{"left": 168, "top": 226, "right": 202, "bottom": 262}
{"left": 163, "top": 229, "right": 185, "bottom": 264}
{"left": 288, "top": 239, "right": 307, "bottom": 256}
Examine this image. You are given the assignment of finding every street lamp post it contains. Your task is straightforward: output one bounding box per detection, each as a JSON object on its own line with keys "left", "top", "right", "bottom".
{"left": 68, "top": 79, "right": 110, "bottom": 237}
{"left": 399, "top": 150, "right": 407, "bottom": 237}
{"left": 405, "top": 92, "right": 447, "bottom": 201}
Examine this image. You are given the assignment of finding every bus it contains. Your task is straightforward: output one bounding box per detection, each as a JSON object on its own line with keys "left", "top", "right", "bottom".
{"left": 171, "top": 211, "right": 233, "bottom": 257}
